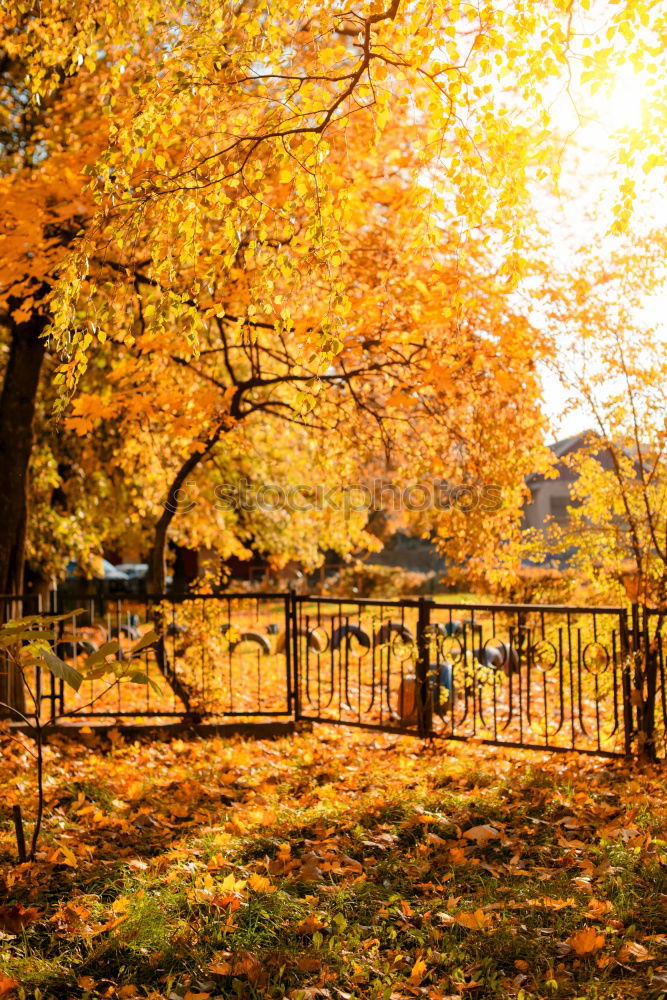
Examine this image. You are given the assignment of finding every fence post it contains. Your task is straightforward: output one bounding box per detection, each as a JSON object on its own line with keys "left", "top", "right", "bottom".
{"left": 641, "top": 604, "right": 659, "bottom": 761}
{"left": 631, "top": 602, "right": 644, "bottom": 754}
{"left": 284, "top": 591, "right": 293, "bottom": 716}
{"left": 289, "top": 589, "right": 300, "bottom": 721}
{"left": 621, "top": 608, "right": 634, "bottom": 757}
{"left": 416, "top": 597, "right": 433, "bottom": 738}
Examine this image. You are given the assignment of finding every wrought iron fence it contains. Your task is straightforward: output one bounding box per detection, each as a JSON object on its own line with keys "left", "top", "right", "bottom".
{"left": 426, "top": 600, "right": 631, "bottom": 755}
{"left": 1, "top": 592, "right": 295, "bottom": 722}
{"left": 291, "top": 595, "right": 426, "bottom": 734}
{"left": 292, "top": 596, "right": 633, "bottom": 756}
{"left": 3, "top": 590, "right": 665, "bottom": 757}
{"left": 633, "top": 606, "right": 667, "bottom": 760}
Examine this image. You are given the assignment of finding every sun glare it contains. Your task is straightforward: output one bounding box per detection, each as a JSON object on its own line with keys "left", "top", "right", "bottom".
{"left": 577, "top": 65, "right": 651, "bottom": 147}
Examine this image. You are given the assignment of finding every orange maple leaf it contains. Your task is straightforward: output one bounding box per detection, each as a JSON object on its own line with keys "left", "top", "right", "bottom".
{"left": 569, "top": 927, "right": 605, "bottom": 957}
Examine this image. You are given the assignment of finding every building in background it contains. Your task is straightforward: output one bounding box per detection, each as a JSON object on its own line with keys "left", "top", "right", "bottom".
{"left": 522, "top": 430, "right": 616, "bottom": 560}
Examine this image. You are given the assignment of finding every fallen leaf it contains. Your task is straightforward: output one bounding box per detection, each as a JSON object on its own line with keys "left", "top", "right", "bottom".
{"left": 247, "top": 873, "right": 275, "bottom": 894}
{"left": 0, "top": 904, "right": 40, "bottom": 934}
{"left": 463, "top": 824, "right": 500, "bottom": 846}
{"left": 455, "top": 909, "right": 491, "bottom": 931}
{"left": 409, "top": 957, "right": 428, "bottom": 984}
{"left": 210, "top": 894, "right": 241, "bottom": 911}
{"left": 569, "top": 927, "right": 605, "bottom": 957}
{"left": 127, "top": 859, "right": 148, "bottom": 871}
{"left": 58, "top": 843, "right": 79, "bottom": 867}
{"left": 296, "top": 957, "right": 321, "bottom": 972}
{"left": 208, "top": 951, "right": 233, "bottom": 976}
{"left": 219, "top": 873, "right": 246, "bottom": 894}
{"left": 208, "top": 961, "right": 232, "bottom": 975}
{"left": 448, "top": 847, "right": 467, "bottom": 864}
{"left": 617, "top": 941, "right": 653, "bottom": 962}
{"left": 230, "top": 951, "right": 264, "bottom": 982}
{"left": 586, "top": 898, "right": 613, "bottom": 919}
{"left": 296, "top": 913, "right": 327, "bottom": 935}
{"left": 525, "top": 896, "right": 576, "bottom": 911}
{"left": 0, "top": 975, "right": 18, "bottom": 1000}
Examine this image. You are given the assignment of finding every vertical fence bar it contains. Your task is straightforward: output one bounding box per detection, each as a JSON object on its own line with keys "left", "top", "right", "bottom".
{"left": 416, "top": 597, "right": 433, "bottom": 737}
{"left": 284, "top": 592, "right": 293, "bottom": 715}
{"left": 290, "top": 590, "right": 300, "bottom": 721}
{"left": 631, "top": 602, "right": 643, "bottom": 750}
{"left": 621, "top": 609, "right": 634, "bottom": 757}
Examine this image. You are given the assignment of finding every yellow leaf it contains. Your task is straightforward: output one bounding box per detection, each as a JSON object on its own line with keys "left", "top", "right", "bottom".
{"left": 58, "top": 844, "right": 78, "bottom": 867}
{"left": 219, "top": 873, "right": 246, "bottom": 894}
{"left": 247, "top": 873, "right": 275, "bottom": 894}
{"left": 455, "top": 909, "right": 491, "bottom": 930}
{"left": 409, "top": 957, "right": 427, "bottom": 984}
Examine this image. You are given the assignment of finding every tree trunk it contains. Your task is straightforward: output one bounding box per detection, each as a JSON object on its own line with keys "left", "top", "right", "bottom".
{"left": 0, "top": 314, "right": 47, "bottom": 595}
{"left": 147, "top": 423, "right": 227, "bottom": 595}
{"left": 146, "top": 427, "right": 227, "bottom": 715}
{"left": 0, "top": 313, "right": 47, "bottom": 714}
{"left": 148, "top": 514, "right": 197, "bottom": 714}
{"left": 148, "top": 516, "right": 170, "bottom": 597}
{"left": 641, "top": 617, "right": 660, "bottom": 762}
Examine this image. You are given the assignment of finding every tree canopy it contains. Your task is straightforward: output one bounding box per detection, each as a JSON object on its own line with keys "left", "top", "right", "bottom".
{"left": 2, "top": 0, "right": 667, "bottom": 595}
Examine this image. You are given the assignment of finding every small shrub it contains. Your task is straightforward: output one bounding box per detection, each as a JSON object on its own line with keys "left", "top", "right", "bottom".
{"left": 323, "top": 562, "right": 437, "bottom": 598}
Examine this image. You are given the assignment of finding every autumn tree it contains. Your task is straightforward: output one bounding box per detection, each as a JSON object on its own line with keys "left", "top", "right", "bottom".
{"left": 4, "top": 0, "right": 655, "bottom": 605}
{"left": 58, "top": 99, "right": 552, "bottom": 596}
{"left": 537, "top": 233, "right": 667, "bottom": 757}
{"left": 0, "top": 1, "right": 179, "bottom": 596}
{"left": 50, "top": 0, "right": 604, "bottom": 391}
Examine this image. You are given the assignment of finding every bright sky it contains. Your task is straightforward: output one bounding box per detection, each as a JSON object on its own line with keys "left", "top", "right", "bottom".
{"left": 537, "top": 55, "right": 667, "bottom": 443}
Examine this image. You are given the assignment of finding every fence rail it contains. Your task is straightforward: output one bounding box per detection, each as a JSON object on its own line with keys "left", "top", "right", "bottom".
{"left": 1, "top": 591, "right": 665, "bottom": 758}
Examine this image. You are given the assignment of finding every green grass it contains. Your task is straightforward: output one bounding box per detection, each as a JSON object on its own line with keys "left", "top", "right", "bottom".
{"left": 1, "top": 728, "right": 666, "bottom": 1000}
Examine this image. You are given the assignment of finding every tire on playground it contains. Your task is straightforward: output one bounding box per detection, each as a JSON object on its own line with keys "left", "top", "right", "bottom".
{"left": 275, "top": 628, "right": 324, "bottom": 654}
{"left": 374, "top": 621, "right": 414, "bottom": 648}
{"left": 476, "top": 642, "right": 519, "bottom": 676}
{"left": 397, "top": 662, "right": 457, "bottom": 727}
{"left": 229, "top": 631, "right": 272, "bottom": 655}
{"left": 331, "top": 624, "right": 371, "bottom": 652}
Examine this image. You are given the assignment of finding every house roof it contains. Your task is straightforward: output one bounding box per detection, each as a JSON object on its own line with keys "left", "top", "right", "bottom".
{"left": 549, "top": 429, "right": 596, "bottom": 460}
{"left": 526, "top": 429, "right": 600, "bottom": 486}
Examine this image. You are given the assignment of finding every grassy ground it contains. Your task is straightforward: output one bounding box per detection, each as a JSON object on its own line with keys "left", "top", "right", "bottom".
{"left": 1, "top": 726, "right": 667, "bottom": 1000}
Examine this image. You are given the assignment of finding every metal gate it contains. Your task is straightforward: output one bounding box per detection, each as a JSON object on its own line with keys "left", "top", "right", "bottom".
{"left": 292, "top": 595, "right": 634, "bottom": 757}
{"left": 1, "top": 590, "right": 645, "bottom": 757}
